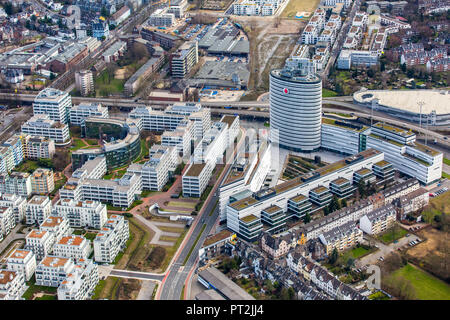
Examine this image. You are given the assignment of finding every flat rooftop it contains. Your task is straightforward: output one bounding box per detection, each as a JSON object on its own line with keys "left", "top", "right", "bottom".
{"left": 185, "top": 163, "right": 206, "bottom": 177}
{"left": 198, "top": 267, "right": 255, "bottom": 300}
{"left": 354, "top": 89, "right": 450, "bottom": 115}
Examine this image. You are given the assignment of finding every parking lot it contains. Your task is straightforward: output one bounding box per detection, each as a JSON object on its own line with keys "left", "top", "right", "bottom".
{"left": 356, "top": 232, "right": 423, "bottom": 268}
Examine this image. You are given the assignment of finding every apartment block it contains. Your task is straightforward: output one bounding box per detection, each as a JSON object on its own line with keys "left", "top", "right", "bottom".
{"left": 0, "top": 193, "right": 27, "bottom": 223}
{"left": 35, "top": 255, "right": 75, "bottom": 287}
{"left": 39, "top": 215, "right": 71, "bottom": 244}
{"left": 31, "top": 168, "right": 55, "bottom": 195}
{"left": 25, "top": 195, "right": 52, "bottom": 225}
{"left": 57, "top": 258, "right": 99, "bottom": 300}
{"left": 23, "top": 135, "right": 56, "bottom": 160}
{"left": 0, "top": 207, "right": 15, "bottom": 239}
{"left": 52, "top": 198, "right": 107, "bottom": 229}
{"left": 2, "top": 135, "right": 24, "bottom": 167}
{"left": 93, "top": 214, "right": 129, "bottom": 263}
{"left": 6, "top": 249, "right": 36, "bottom": 281}
{"left": 0, "top": 171, "right": 32, "bottom": 197}
{"left": 359, "top": 204, "right": 396, "bottom": 235}
{"left": 74, "top": 70, "right": 94, "bottom": 97}
{"left": 318, "top": 221, "right": 363, "bottom": 254}
{"left": 394, "top": 187, "right": 429, "bottom": 220}
{"left": 148, "top": 8, "right": 175, "bottom": 27}
{"left": 25, "top": 229, "right": 54, "bottom": 261}
{"left": 0, "top": 270, "right": 26, "bottom": 300}
{"left": 53, "top": 235, "right": 91, "bottom": 260}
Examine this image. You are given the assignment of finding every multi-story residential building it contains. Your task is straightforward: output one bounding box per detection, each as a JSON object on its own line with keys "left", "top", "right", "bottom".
{"left": 110, "top": 5, "right": 131, "bottom": 26}
{"left": 182, "top": 162, "right": 214, "bottom": 198}
{"left": 226, "top": 149, "right": 384, "bottom": 240}
{"left": 93, "top": 214, "right": 129, "bottom": 263}
{"left": 170, "top": 41, "right": 199, "bottom": 79}
{"left": 69, "top": 103, "right": 109, "bottom": 126}
{"left": 74, "top": 70, "right": 94, "bottom": 97}
{"left": 35, "top": 255, "right": 75, "bottom": 287}
{"left": 35, "top": 215, "right": 70, "bottom": 251}
{"left": 53, "top": 235, "right": 91, "bottom": 260}
{"left": 31, "top": 168, "right": 55, "bottom": 195}
{"left": 25, "top": 229, "right": 54, "bottom": 261}
{"left": 25, "top": 195, "right": 52, "bottom": 225}
{"left": 394, "top": 187, "right": 429, "bottom": 220}
{"left": 32, "top": 88, "right": 72, "bottom": 124}
{"left": 168, "top": 0, "right": 188, "bottom": 18}
{"left": 261, "top": 231, "right": 296, "bottom": 259}
{"left": 148, "top": 8, "right": 175, "bottom": 27}
{"left": 23, "top": 136, "right": 56, "bottom": 160}
{"left": 0, "top": 206, "right": 15, "bottom": 239}
{"left": 301, "top": 25, "right": 319, "bottom": 44}
{"left": 2, "top": 135, "right": 24, "bottom": 167}
{"left": 6, "top": 249, "right": 36, "bottom": 281}
{"left": 0, "top": 193, "right": 27, "bottom": 223}
{"left": 359, "top": 204, "right": 396, "bottom": 235}
{"left": 57, "top": 258, "right": 99, "bottom": 300}
{"left": 0, "top": 146, "right": 15, "bottom": 173}
{"left": 92, "top": 20, "right": 110, "bottom": 40}
{"left": 318, "top": 221, "right": 363, "bottom": 254}
{"left": 52, "top": 199, "right": 107, "bottom": 230}
{"left": 21, "top": 114, "right": 70, "bottom": 143}
{"left": 0, "top": 270, "right": 26, "bottom": 300}
{"left": 127, "top": 145, "right": 176, "bottom": 191}
{"left": 383, "top": 178, "right": 420, "bottom": 205}
{"left": 0, "top": 172, "right": 32, "bottom": 197}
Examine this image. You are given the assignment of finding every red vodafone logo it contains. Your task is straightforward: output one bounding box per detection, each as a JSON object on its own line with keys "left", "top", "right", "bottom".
{"left": 283, "top": 88, "right": 289, "bottom": 94}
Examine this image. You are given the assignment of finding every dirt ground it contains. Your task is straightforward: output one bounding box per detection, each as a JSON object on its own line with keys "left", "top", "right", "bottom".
{"left": 117, "top": 278, "right": 142, "bottom": 300}
{"left": 407, "top": 228, "right": 447, "bottom": 260}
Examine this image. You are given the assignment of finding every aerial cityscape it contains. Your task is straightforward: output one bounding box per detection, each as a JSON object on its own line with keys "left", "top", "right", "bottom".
{"left": 0, "top": 0, "right": 448, "bottom": 303}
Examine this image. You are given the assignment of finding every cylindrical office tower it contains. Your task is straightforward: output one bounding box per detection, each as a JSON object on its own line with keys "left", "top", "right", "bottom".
{"left": 269, "top": 68, "right": 322, "bottom": 152}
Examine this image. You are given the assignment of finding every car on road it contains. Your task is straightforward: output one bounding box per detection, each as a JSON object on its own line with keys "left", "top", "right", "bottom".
{"left": 406, "top": 233, "right": 410, "bottom": 237}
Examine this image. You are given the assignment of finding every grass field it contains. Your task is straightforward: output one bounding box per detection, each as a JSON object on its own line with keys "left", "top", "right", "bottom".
{"left": 166, "top": 201, "right": 197, "bottom": 209}
{"left": 14, "top": 160, "right": 40, "bottom": 173}
{"left": 423, "top": 191, "right": 450, "bottom": 222}
{"left": 349, "top": 246, "right": 375, "bottom": 259}
{"left": 95, "top": 70, "right": 125, "bottom": 97}
{"left": 281, "top": 0, "right": 320, "bottom": 18}
{"left": 392, "top": 264, "right": 450, "bottom": 300}
{"left": 378, "top": 225, "right": 408, "bottom": 244}
{"left": 70, "top": 138, "right": 87, "bottom": 151}
{"left": 323, "top": 88, "right": 338, "bottom": 97}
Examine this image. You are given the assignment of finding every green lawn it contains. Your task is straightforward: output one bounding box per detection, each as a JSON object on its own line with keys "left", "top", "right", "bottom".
{"left": 85, "top": 232, "right": 97, "bottom": 241}
{"left": 95, "top": 70, "right": 125, "bottom": 96}
{"left": 35, "top": 294, "right": 57, "bottom": 300}
{"left": 322, "top": 88, "right": 338, "bottom": 97}
{"left": 378, "top": 226, "right": 408, "bottom": 244}
{"left": 443, "top": 158, "right": 450, "bottom": 166}
{"left": 70, "top": 138, "right": 87, "bottom": 151}
{"left": 349, "top": 246, "right": 375, "bottom": 259}
{"left": 443, "top": 172, "right": 450, "bottom": 179}
{"left": 85, "top": 139, "right": 99, "bottom": 146}
{"left": 392, "top": 264, "right": 450, "bottom": 300}
{"left": 369, "top": 291, "right": 390, "bottom": 300}
{"left": 14, "top": 160, "right": 40, "bottom": 173}
{"left": 22, "top": 277, "right": 58, "bottom": 300}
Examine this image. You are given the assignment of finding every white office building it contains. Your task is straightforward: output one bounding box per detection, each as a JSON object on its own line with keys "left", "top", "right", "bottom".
{"left": 182, "top": 162, "right": 214, "bottom": 198}
{"left": 6, "top": 249, "right": 37, "bottom": 281}
{"left": 127, "top": 145, "right": 176, "bottom": 191}
{"left": 161, "top": 119, "right": 194, "bottom": 158}
{"left": 21, "top": 114, "right": 70, "bottom": 143}
{"left": 148, "top": 8, "right": 175, "bottom": 27}
{"left": 93, "top": 214, "right": 129, "bottom": 263}
{"left": 269, "top": 67, "right": 322, "bottom": 152}
{"left": 52, "top": 198, "right": 107, "bottom": 230}
{"left": 69, "top": 103, "right": 109, "bottom": 126}
{"left": 33, "top": 88, "right": 72, "bottom": 124}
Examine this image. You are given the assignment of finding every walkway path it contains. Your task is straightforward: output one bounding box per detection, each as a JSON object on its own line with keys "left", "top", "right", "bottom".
{"left": 133, "top": 214, "right": 184, "bottom": 246}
